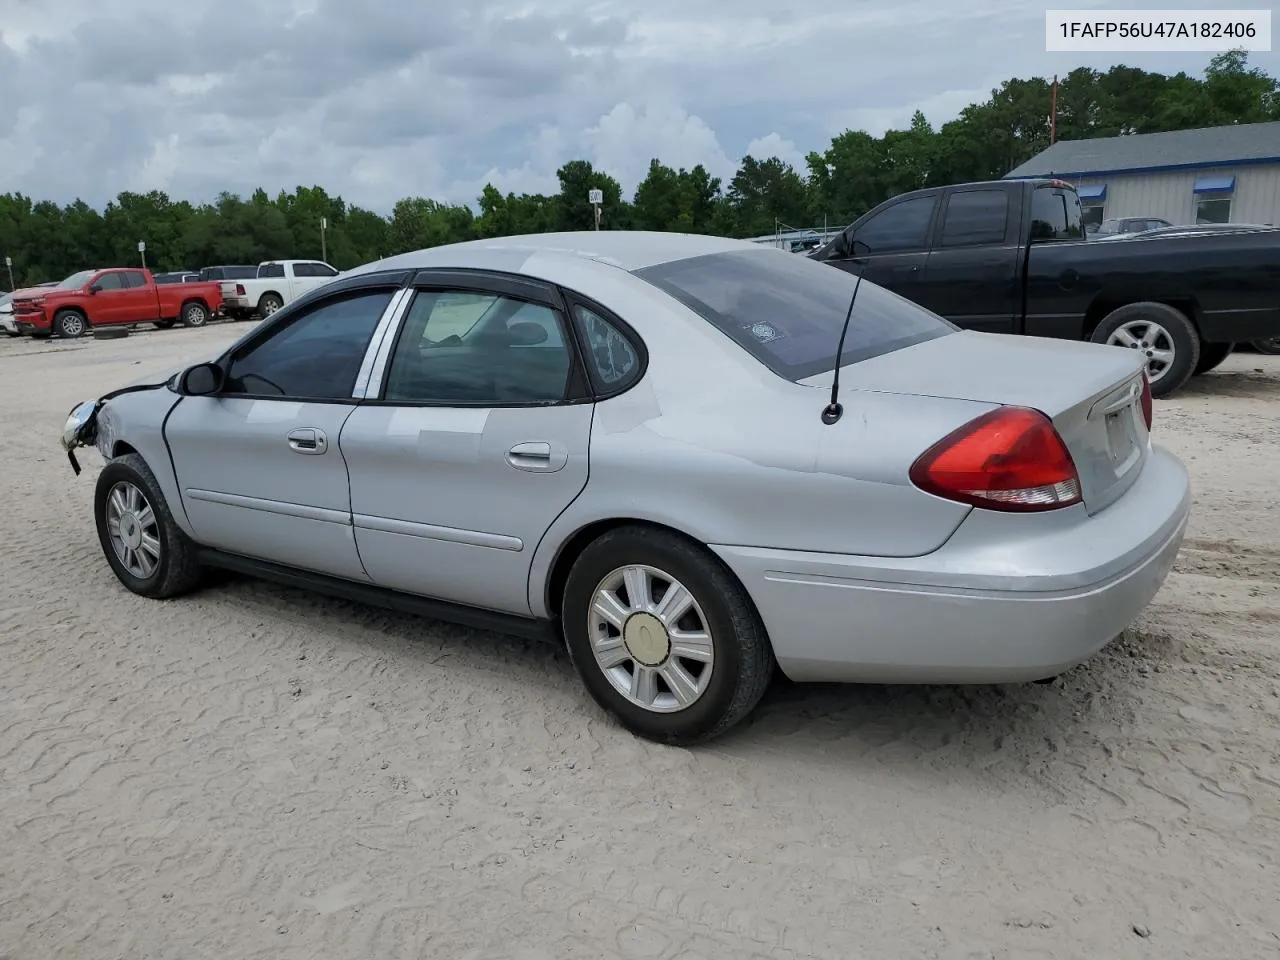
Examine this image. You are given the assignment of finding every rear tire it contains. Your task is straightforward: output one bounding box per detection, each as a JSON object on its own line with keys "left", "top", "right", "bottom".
{"left": 1090, "top": 301, "right": 1199, "bottom": 399}
{"left": 1193, "top": 341, "right": 1233, "bottom": 375}
{"left": 1250, "top": 336, "right": 1280, "bottom": 356}
{"left": 258, "top": 293, "right": 283, "bottom": 317}
{"left": 94, "top": 453, "right": 203, "bottom": 599}
{"left": 181, "top": 301, "right": 209, "bottom": 327}
{"left": 561, "top": 525, "right": 775, "bottom": 745}
{"left": 54, "top": 309, "right": 88, "bottom": 339}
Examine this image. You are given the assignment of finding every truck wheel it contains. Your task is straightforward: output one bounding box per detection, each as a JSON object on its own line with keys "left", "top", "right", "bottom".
{"left": 1193, "top": 342, "right": 1233, "bottom": 375}
{"left": 1090, "top": 301, "right": 1199, "bottom": 399}
{"left": 54, "top": 309, "right": 88, "bottom": 339}
{"left": 1250, "top": 336, "right": 1280, "bottom": 356}
{"left": 154, "top": 318, "right": 177, "bottom": 330}
{"left": 181, "top": 301, "right": 209, "bottom": 327}
{"left": 258, "top": 293, "right": 283, "bottom": 317}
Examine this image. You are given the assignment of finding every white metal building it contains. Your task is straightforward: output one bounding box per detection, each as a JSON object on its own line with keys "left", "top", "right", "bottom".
{"left": 1004, "top": 121, "right": 1280, "bottom": 230}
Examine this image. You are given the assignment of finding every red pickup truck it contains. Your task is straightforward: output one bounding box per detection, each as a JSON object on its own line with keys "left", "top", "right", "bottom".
{"left": 13, "top": 267, "right": 224, "bottom": 338}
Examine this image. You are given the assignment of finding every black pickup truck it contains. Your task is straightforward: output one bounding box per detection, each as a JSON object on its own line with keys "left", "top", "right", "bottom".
{"left": 808, "top": 178, "right": 1280, "bottom": 396}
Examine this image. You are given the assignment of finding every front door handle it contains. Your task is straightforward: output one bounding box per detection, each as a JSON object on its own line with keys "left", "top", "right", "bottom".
{"left": 506, "top": 441, "right": 567, "bottom": 473}
{"left": 287, "top": 427, "right": 328, "bottom": 455}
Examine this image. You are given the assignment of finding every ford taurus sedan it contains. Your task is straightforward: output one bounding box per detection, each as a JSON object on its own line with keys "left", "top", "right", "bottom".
{"left": 60, "top": 232, "right": 1191, "bottom": 744}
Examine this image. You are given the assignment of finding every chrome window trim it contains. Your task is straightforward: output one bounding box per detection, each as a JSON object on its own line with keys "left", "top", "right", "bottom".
{"left": 351, "top": 287, "right": 413, "bottom": 399}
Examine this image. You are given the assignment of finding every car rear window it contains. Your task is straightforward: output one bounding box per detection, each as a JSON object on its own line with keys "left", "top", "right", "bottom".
{"left": 633, "top": 248, "right": 955, "bottom": 381}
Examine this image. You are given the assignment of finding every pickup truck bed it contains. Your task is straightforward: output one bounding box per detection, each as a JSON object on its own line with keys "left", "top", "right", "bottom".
{"left": 811, "top": 178, "right": 1280, "bottom": 397}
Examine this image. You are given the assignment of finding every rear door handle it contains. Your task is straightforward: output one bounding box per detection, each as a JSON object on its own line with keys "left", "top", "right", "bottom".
{"left": 506, "top": 441, "right": 567, "bottom": 473}
{"left": 287, "top": 427, "right": 328, "bottom": 455}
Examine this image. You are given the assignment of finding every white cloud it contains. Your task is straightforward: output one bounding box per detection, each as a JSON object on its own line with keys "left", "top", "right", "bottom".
{"left": 745, "top": 133, "right": 806, "bottom": 170}
{"left": 583, "top": 101, "right": 736, "bottom": 191}
{"left": 0, "top": 0, "right": 1268, "bottom": 212}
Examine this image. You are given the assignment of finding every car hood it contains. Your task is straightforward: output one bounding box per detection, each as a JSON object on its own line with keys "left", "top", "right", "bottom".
{"left": 800, "top": 329, "right": 1143, "bottom": 418}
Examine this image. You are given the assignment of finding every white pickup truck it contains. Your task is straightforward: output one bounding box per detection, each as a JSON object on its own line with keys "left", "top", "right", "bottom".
{"left": 218, "top": 259, "right": 341, "bottom": 320}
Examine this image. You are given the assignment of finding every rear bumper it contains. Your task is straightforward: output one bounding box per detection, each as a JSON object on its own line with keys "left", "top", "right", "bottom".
{"left": 711, "top": 444, "right": 1191, "bottom": 684}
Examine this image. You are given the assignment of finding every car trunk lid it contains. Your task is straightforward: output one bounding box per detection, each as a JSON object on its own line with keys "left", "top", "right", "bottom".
{"left": 800, "top": 331, "right": 1150, "bottom": 514}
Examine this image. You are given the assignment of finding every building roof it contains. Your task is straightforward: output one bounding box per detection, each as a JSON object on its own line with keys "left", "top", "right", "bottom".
{"left": 1005, "top": 121, "right": 1280, "bottom": 179}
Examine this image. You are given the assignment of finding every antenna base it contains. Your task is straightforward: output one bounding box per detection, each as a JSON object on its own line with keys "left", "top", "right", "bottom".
{"left": 821, "top": 402, "right": 843, "bottom": 425}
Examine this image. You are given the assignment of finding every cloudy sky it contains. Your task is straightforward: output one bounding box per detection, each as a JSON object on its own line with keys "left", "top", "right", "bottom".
{"left": 1, "top": 0, "right": 1274, "bottom": 211}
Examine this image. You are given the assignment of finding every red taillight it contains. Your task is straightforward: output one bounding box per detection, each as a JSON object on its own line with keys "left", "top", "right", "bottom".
{"left": 1139, "top": 374, "right": 1153, "bottom": 431}
{"left": 235, "top": 283, "right": 246, "bottom": 295}
{"left": 909, "top": 406, "right": 1082, "bottom": 512}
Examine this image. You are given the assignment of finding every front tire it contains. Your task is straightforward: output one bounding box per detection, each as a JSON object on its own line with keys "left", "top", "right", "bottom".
{"left": 1090, "top": 301, "right": 1199, "bottom": 398}
{"left": 95, "top": 453, "right": 203, "bottom": 599}
{"left": 1193, "top": 341, "right": 1233, "bottom": 375}
{"left": 561, "top": 526, "right": 775, "bottom": 745}
{"left": 54, "top": 309, "right": 87, "bottom": 339}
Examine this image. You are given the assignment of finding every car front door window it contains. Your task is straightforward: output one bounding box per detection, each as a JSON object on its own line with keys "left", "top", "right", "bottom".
{"left": 223, "top": 289, "right": 393, "bottom": 399}
{"left": 853, "top": 196, "right": 937, "bottom": 253}
{"left": 381, "top": 290, "right": 574, "bottom": 405}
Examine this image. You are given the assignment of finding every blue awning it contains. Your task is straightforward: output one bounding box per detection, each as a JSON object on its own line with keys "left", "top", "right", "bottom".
{"left": 1075, "top": 184, "right": 1107, "bottom": 201}
{"left": 1193, "top": 175, "right": 1235, "bottom": 194}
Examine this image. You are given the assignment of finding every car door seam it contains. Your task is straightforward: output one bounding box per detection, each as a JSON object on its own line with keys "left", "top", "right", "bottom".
{"left": 161, "top": 395, "right": 197, "bottom": 532}
{"left": 527, "top": 401, "right": 596, "bottom": 618}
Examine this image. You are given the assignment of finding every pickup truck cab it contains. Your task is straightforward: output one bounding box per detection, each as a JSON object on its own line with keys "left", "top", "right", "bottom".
{"left": 12, "top": 268, "right": 224, "bottom": 339}
{"left": 218, "top": 259, "right": 340, "bottom": 320}
{"left": 810, "top": 178, "right": 1280, "bottom": 396}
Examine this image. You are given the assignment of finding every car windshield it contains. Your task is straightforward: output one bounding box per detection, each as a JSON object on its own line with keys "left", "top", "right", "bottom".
{"left": 634, "top": 248, "right": 956, "bottom": 381}
{"left": 56, "top": 270, "right": 95, "bottom": 290}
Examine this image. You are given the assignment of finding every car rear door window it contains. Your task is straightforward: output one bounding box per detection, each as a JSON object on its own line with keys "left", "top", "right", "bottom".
{"left": 1029, "top": 185, "right": 1085, "bottom": 240}
{"left": 938, "top": 190, "right": 1009, "bottom": 247}
{"left": 222, "top": 289, "right": 393, "bottom": 399}
{"left": 381, "top": 290, "right": 574, "bottom": 405}
{"left": 122, "top": 271, "right": 148, "bottom": 288}
{"left": 259, "top": 263, "right": 286, "bottom": 279}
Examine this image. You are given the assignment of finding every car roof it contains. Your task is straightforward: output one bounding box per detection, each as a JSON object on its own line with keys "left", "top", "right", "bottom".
{"left": 344, "top": 231, "right": 764, "bottom": 279}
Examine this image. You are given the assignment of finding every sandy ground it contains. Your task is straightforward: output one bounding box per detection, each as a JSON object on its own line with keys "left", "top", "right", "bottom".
{"left": 1, "top": 325, "right": 1277, "bottom": 960}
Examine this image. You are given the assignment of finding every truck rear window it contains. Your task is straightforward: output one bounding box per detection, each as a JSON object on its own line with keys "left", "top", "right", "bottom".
{"left": 633, "top": 248, "right": 956, "bottom": 381}
{"left": 1030, "top": 185, "right": 1085, "bottom": 240}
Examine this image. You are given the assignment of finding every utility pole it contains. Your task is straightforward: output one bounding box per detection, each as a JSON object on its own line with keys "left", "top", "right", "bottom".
{"left": 320, "top": 217, "right": 328, "bottom": 261}
{"left": 4, "top": 256, "right": 13, "bottom": 290}
{"left": 138, "top": 240, "right": 147, "bottom": 272}
{"left": 1050, "top": 75, "right": 1058, "bottom": 144}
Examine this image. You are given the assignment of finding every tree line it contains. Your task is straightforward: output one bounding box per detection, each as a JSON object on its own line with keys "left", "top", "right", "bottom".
{"left": 2, "top": 51, "right": 1276, "bottom": 287}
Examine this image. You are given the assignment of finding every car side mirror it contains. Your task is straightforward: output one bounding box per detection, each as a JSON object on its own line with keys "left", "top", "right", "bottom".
{"left": 508, "top": 321, "right": 549, "bottom": 346}
{"left": 88, "top": 282, "right": 103, "bottom": 294}
{"left": 180, "top": 362, "right": 224, "bottom": 396}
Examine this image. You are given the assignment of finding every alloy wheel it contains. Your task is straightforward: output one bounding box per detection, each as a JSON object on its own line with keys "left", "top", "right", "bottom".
{"left": 1107, "top": 319, "right": 1175, "bottom": 383}
{"left": 587, "top": 564, "right": 715, "bottom": 713}
{"left": 105, "top": 481, "right": 161, "bottom": 579}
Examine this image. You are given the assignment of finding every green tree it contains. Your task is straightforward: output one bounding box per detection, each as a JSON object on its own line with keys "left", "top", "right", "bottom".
{"left": 1, "top": 53, "right": 1275, "bottom": 283}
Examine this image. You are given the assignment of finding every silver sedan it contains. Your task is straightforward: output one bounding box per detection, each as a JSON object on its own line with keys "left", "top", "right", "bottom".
{"left": 60, "top": 232, "right": 1191, "bottom": 744}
